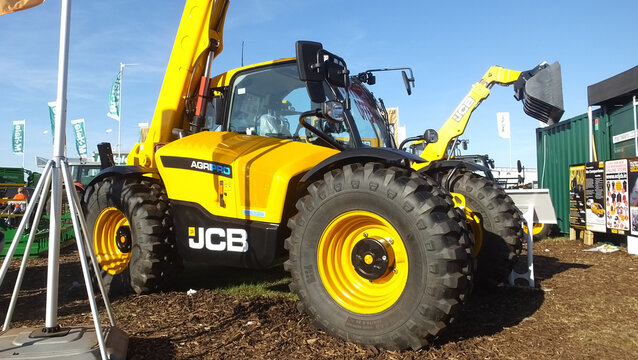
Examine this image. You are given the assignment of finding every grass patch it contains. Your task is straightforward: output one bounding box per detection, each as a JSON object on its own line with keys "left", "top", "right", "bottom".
{"left": 175, "top": 263, "right": 297, "bottom": 300}
{"left": 216, "top": 277, "right": 297, "bottom": 300}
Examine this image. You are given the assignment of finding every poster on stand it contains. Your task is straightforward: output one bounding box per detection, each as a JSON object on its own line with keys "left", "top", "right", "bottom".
{"left": 628, "top": 158, "right": 638, "bottom": 235}
{"left": 569, "top": 164, "right": 586, "bottom": 228}
{"left": 585, "top": 161, "right": 606, "bottom": 232}
{"left": 605, "top": 159, "right": 629, "bottom": 232}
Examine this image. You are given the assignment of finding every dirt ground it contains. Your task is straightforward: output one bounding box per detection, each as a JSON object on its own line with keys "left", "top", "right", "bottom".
{"left": 1, "top": 237, "right": 637, "bottom": 360}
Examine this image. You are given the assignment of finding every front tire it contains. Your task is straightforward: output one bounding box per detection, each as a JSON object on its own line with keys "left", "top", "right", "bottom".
{"left": 285, "top": 163, "right": 471, "bottom": 350}
{"left": 83, "top": 175, "right": 181, "bottom": 295}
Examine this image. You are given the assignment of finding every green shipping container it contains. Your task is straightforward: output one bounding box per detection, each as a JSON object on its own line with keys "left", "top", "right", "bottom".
{"left": 608, "top": 102, "right": 638, "bottom": 159}
{"left": 536, "top": 110, "right": 611, "bottom": 234}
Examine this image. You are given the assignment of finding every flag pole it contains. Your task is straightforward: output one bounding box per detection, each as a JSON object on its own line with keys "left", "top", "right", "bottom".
{"left": 116, "top": 62, "right": 138, "bottom": 163}
{"left": 22, "top": 121, "right": 25, "bottom": 169}
{"left": 118, "top": 62, "right": 123, "bottom": 160}
{"left": 509, "top": 136, "right": 512, "bottom": 169}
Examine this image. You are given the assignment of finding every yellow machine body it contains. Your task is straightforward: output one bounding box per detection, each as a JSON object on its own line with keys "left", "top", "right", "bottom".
{"left": 155, "top": 131, "right": 338, "bottom": 224}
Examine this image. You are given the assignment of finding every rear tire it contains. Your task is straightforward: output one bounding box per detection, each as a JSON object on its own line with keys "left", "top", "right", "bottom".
{"left": 285, "top": 163, "right": 471, "bottom": 350}
{"left": 83, "top": 175, "right": 181, "bottom": 295}
{"left": 442, "top": 170, "right": 523, "bottom": 286}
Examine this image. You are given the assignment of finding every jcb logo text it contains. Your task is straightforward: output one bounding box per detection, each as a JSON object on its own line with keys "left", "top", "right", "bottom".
{"left": 188, "top": 227, "right": 248, "bottom": 252}
{"left": 452, "top": 96, "right": 475, "bottom": 122}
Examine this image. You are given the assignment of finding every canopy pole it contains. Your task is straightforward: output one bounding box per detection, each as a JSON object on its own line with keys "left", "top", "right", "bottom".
{"left": 588, "top": 106, "right": 594, "bottom": 162}
{"left": 633, "top": 95, "right": 638, "bottom": 156}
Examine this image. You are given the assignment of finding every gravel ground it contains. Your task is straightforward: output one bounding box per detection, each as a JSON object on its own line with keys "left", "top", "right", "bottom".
{"left": 1, "top": 237, "right": 637, "bottom": 359}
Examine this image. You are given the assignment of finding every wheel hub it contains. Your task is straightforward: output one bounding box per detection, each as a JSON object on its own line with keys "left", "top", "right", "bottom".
{"left": 351, "top": 238, "right": 394, "bottom": 280}
{"left": 115, "top": 226, "right": 132, "bottom": 253}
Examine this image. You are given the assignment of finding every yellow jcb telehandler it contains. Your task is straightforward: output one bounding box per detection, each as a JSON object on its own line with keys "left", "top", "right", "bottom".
{"left": 389, "top": 62, "right": 564, "bottom": 285}
{"left": 83, "top": 0, "right": 472, "bottom": 350}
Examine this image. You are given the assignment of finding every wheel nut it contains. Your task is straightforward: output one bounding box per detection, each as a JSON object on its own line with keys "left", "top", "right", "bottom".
{"left": 364, "top": 254, "right": 374, "bottom": 265}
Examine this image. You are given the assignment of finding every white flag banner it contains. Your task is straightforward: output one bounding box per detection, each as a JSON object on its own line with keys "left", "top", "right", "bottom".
{"left": 47, "top": 101, "right": 57, "bottom": 138}
{"left": 107, "top": 70, "right": 121, "bottom": 121}
{"left": 71, "top": 118, "right": 88, "bottom": 158}
{"left": 12, "top": 120, "right": 25, "bottom": 154}
{"left": 496, "top": 112, "right": 511, "bottom": 139}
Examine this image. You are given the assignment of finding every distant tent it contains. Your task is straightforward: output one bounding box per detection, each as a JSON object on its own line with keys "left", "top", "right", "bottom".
{"left": 588, "top": 66, "right": 638, "bottom": 106}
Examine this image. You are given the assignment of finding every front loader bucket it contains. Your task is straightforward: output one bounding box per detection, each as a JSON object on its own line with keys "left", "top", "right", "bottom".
{"left": 517, "top": 62, "right": 564, "bottom": 125}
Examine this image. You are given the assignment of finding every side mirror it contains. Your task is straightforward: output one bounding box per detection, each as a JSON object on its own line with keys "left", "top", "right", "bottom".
{"left": 517, "top": 159, "right": 523, "bottom": 173}
{"left": 296, "top": 41, "right": 350, "bottom": 108}
{"left": 462, "top": 141, "right": 468, "bottom": 151}
{"left": 325, "top": 56, "right": 349, "bottom": 88}
{"left": 296, "top": 41, "right": 326, "bottom": 104}
{"left": 402, "top": 71, "right": 412, "bottom": 95}
{"left": 423, "top": 129, "right": 438, "bottom": 143}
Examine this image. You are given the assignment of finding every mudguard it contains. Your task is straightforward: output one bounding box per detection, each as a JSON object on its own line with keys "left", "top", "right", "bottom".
{"left": 300, "top": 147, "right": 424, "bottom": 185}
{"left": 87, "top": 165, "right": 158, "bottom": 189}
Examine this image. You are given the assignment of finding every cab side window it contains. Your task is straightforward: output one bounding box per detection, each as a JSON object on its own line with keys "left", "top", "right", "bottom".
{"left": 204, "top": 95, "right": 223, "bottom": 131}
{"left": 227, "top": 64, "right": 305, "bottom": 139}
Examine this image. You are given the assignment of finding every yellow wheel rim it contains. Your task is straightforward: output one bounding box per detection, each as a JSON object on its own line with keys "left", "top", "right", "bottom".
{"left": 523, "top": 223, "right": 544, "bottom": 236}
{"left": 465, "top": 206, "right": 483, "bottom": 258}
{"left": 317, "top": 210, "right": 408, "bottom": 314}
{"left": 451, "top": 192, "right": 483, "bottom": 257}
{"left": 93, "top": 207, "right": 132, "bottom": 275}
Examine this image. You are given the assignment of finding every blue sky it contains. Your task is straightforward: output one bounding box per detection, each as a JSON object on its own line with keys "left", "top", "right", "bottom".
{"left": 1, "top": 0, "right": 636, "bottom": 171}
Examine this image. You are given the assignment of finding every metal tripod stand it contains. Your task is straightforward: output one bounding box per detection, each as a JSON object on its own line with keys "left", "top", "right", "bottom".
{"left": 0, "top": 0, "right": 127, "bottom": 358}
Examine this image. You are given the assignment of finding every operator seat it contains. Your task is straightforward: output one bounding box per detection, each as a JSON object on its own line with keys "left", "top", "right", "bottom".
{"left": 256, "top": 100, "right": 291, "bottom": 138}
{"left": 256, "top": 112, "right": 291, "bottom": 138}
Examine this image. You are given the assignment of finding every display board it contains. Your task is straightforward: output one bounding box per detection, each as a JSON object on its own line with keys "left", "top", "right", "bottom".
{"left": 605, "top": 159, "right": 629, "bottom": 232}
{"left": 628, "top": 158, "right": 638, "bottom": 235}
{"left": 569, "top": 164, "right": 586, "bottom": 228}
{"left": 585, "top": 161, "right": 606, "bottom": 233}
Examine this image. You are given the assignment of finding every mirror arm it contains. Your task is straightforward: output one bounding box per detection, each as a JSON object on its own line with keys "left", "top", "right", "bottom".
{"left": 343, "top": 69, "right": 351, "bottom": 110}
{"left": 398, "top": 135, "right": 424, "bottom": 151}
{"left": 299, "top": 110, "right": 344, "bottom": 150}
{"left": 360, "top": 67, "right": 415, "bottom": 83}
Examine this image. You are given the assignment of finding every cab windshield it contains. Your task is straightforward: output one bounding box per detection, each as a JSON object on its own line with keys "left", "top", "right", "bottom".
{"left": 218, "top": 62, "right": 355, "bottom": 148}
{"left": 209, "top": 62, "right": 393, "bottom": 149}
{"left": 346, "top": 79, "right": 395, "bottom": 148}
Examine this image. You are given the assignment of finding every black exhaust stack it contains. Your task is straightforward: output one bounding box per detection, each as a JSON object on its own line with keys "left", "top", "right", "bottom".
{"left": 97, "top": 142, "right": 115, "bottom": 170}
{"left": 514, "top": 62, "right": 564, "bottom": 125}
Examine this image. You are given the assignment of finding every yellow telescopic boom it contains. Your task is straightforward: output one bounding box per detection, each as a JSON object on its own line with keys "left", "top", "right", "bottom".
{"left": 415, "top": 62, "right": 563, "bottom": 168}
{"left": 127, "top": 0, "right": 229, "bottom": 168}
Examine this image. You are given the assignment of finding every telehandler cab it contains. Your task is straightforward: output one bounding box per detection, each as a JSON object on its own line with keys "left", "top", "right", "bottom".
{"left": 84, "top": 0, "right": 472, "bottom": 350}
